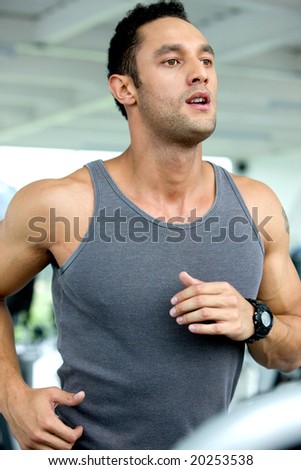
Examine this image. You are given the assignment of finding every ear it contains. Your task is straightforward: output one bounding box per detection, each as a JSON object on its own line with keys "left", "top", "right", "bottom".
{"left": 109, "top": 74, "right": 137, "bottom": 108}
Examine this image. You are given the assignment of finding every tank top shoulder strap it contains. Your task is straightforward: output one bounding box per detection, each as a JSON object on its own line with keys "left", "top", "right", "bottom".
{"left": 214, "top": 164, "right": 264, "bottom": 253}
{"left": 85, "top": 159, "right": 105, "bottom": 205}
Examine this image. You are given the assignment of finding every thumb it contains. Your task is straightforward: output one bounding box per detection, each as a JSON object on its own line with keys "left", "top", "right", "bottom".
{"left": 179, "top": 271, "right": 202, "bottom": 287}
{"left": 52, "top": 389, "right": 85, "bottom": 408}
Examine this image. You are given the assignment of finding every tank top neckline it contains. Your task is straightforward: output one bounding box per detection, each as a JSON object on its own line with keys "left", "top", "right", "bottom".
{"left": 96, "top": 159, "right": 222, "bottom": 230}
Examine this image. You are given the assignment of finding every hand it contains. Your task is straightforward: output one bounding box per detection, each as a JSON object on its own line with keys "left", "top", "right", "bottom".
{"left": 169, "top": 271, "right": 255, "bottom": 341}
{"left": 3, "top": 383, "right": 85, "bottom": 450}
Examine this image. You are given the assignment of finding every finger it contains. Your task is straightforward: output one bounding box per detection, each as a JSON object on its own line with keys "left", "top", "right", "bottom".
{"left": 188, "top": 321, "right": 224, "bottom": 336}
{"left": 179, "top": 271, "right": 200, "bottom": 287}
{"left": 171, "top": 273, "right": 204, "bottom": 306}
{"left": 48, "top": 416, "right": 84, "bottom": 444}
{"left": 46, "top": 389, "right": 85, "bottom": 447}
{"left": 24, "top": 437, "right": 72, "bottom": 450}
{"left": 49, "top": 424, "right": 84, "bottom": 449}
{"left": 52, "top": 390, "right": 85, "bottom": 408}
{"left": 175, "top": 307, "right": 221, "bottom": 325}
{"left": 171, "top": 279, "right": 229, "bottom": 306}
{"left": 170, "top": 293, "right": 228, "bottom": 318}
{"left": 170, "top": 284, "right": 224, "bottom": 315}
{"left": 26, "top": 424, "right": 84, "bottom": 450}
{"left": 49, "top": 390, "right": 85, "bottom": 445}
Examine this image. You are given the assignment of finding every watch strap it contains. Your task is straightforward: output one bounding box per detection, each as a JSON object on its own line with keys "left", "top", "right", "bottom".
{"left": 245, "top": 298, "right": 274, "bottom": 344}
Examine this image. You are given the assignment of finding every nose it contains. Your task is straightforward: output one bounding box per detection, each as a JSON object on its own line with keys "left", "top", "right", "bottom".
{"left": 186, "top": 58, "right": 208, "bottom": 86}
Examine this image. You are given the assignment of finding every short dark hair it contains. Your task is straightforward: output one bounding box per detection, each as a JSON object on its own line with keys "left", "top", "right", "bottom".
{"left": 107, "top": 1, "right": 189, "bottom": 119}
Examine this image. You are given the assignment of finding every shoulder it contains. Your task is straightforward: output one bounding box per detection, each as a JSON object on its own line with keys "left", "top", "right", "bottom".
{"left": 0, "top": 166, "right": 94, "bottom": 296}
{"left": 230, "top": 172, "right": 289, "bottom": 250}
{"left": 231, "top": 173, "right": 279, "bottom": 208}
{"left": 26, "top": 166, "right": 91, "bottom": 204}
{"left": 13, "top": 166, "right": 91, "bottom": 209}
{"left": 3, "top": 166, "right": 93, "bottom": 246}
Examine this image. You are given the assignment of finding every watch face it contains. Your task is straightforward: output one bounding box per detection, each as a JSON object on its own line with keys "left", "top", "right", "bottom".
{"left": 245, "top": 299, "right": 274, "bottom": 342}
{"left": 261, "top": 311, "right": 272, "bottom": 327}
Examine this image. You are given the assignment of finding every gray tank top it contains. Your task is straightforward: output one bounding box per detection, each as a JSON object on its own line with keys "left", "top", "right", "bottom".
{"left": 52, "top": 160, "right": 264, "bottom": 449}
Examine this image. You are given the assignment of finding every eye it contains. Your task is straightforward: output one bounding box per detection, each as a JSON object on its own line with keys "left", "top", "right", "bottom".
{"left": 201, "top": 58, "right": 213, "bottom": 67}
{"left": 164, "top": 58, "right": 180, "bottom": 67}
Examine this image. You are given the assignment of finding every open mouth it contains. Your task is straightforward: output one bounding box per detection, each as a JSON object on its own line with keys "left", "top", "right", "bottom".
{"left": 189, "top": 97, "right": 207, "bottom": 104}
{"left": 186, "top": 92, "right": 210, "bottom": 107}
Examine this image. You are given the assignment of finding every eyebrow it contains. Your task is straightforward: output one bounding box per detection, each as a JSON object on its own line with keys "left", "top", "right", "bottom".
{"left": 154, "top": 43, "right": 215, "bottom": 58}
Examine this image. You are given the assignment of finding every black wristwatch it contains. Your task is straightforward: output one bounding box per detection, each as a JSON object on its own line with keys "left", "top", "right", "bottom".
{"left": 245, "top": 298, "right": 274, "bottom": 343}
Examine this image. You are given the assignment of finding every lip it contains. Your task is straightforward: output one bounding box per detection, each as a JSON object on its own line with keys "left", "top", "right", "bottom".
{"left": 186, "top": 91, "right": 211, "bottom": 110}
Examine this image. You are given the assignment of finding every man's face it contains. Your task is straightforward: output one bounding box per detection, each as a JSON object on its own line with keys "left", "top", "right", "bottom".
{"left": 133, "top": 17, "right": 217, "bottom": 145}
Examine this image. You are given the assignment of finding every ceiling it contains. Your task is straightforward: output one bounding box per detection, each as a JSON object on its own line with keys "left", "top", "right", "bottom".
{"left": 0, "top": 0, "right": 301, "bottom": 163}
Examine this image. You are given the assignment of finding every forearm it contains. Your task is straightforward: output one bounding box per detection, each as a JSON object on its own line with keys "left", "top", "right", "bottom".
{"left": 248, "top": 314, "right": 301, "bottom": 373}
{"left": 0, "top": 300, "right": 28, "bottom": 413}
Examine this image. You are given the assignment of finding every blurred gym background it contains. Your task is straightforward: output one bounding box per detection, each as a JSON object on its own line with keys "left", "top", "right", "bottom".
{"left": 0, "top": 0, "right": 301, "bottom": 449}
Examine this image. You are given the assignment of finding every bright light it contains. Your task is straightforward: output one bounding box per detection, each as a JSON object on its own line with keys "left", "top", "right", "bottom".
{"left": 0, "top": 146, "right": 118, "bottom": 190}
{"left": 205, "top": 156, "right": 233, "bottom": 173}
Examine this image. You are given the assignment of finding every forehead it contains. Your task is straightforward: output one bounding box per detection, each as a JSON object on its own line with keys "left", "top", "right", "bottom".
{"left": 137, "top": 17, "right": 208, "bottom": 53}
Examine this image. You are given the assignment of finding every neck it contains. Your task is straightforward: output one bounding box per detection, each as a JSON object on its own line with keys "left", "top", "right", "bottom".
{"left": 105, "top": 141, "right": 215, "bottom": 222}
{"left": 126, "top": 141, "right": 203, "bottom": 198}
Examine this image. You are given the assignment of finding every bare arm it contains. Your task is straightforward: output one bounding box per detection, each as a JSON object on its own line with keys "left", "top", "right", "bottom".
{"left": 0, "top": 181, "right": 85, "bottom": 449}
{"left": 247, "top": 201, "right": 301, "bottom": 372}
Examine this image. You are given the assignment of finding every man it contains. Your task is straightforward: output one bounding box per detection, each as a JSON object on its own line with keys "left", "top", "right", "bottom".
{"left": 0, "top": 1, "right": 301, "bottom": 450}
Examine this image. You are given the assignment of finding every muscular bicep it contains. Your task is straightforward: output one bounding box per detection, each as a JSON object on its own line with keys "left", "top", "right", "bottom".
{"left": 0, "top": 186, "right": 52, "bottom": 299}
{"left": 236, "top": 174, "right": 301, "bottom": 314}
{"left": 257, "top": 202, "right": 301, "bottom": 316}
{"left": 258, "top": 248, "right": 301, "bottom": 316}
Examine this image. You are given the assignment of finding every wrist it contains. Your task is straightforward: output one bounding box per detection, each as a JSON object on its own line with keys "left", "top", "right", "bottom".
{"left": 0, "top": 369, "right": 29, "bottom": 414}
{"left": 244, "top": 298, "right": 274, "bottom": 343}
